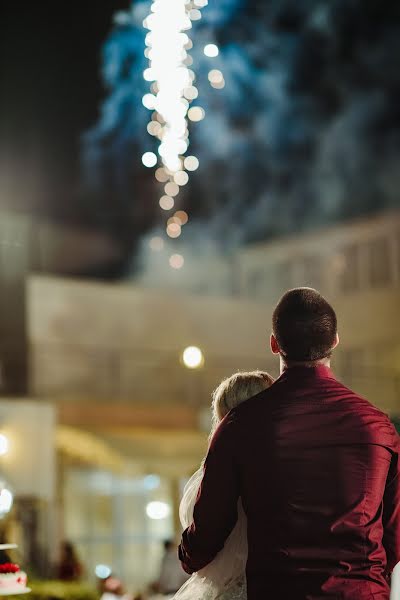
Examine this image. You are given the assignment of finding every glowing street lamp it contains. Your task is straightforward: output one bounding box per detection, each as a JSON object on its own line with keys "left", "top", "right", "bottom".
{"left": 182, "top": 346, "right": 204, "bottom": 369}
{"left": 146, "top": 501, "right": 171, "bottom": 520}
{"left": 0, "top": 488, "right": 13, "bottom": 517}
{"left": 0, "top": 435, "right": 9, "bottom": 457}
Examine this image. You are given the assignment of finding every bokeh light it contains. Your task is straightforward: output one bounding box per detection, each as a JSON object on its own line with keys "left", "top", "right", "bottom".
{"left": 0, "top": 435, "right": 9, "bottom": 457}
{"left": 141, "top": 0, "right": 216, "bottom": 236}
{"left": 159, "top": 196, "right": 175, "bottom": 210}
{"left": 0, "top": 488, "right": 13, "bottom": 515}
{"left": 189, "top": 9, "right": 202, "bottom": 21}
{"left": 187, "top": 106, "right": 205, "bottom": 122}
{"left": 95, "top": 565, "right": 112, "bottom": 579}
{"left": 146, "top": 501, "right": 171, "bottom": 520}
{"left": 142, "top": 94, "right": 156, "bottom": 109}
{"left": 166, "top": 222, "right": 182, "bottom": 238}
{"left": 204, "top": 44, "right": 219, "bottom": 57}
{"left": 182, "top": 346, "right": 204, "bottom": 369}
{"left": 174, "top": 210, "right": 189, "bottom": 225}
{"left": 142, "top": 0, "right": 206, "bottom": 227}
{"left": 174, "top": 171, "right": 189, "bottom": 186}
{"left": 143, "top": 68, "right": 156, "bottom": 82}
{"left": 143, "top": 0, "right": 205, "bottom": 205}
{"left": 142, "top": 152, "right": 158, "bottom": 168}
{"left": 184, "top": 156, "right": 199, "bottom": 171}
{"left": 147, "top": 121, "right": 162, "bottom": 137}
{"left": 165, "top": 182, "right": 180, "bottom": 197}
{"left": 167, "top": 216, "right": 181, "bottom": 226}
{"left": 208, "top": 69, "right": 224, "bottom": 84}
{"left": 183, "top": 86, "right": 199, "bottom": 100}
{"left": 155, "top": 167, "right": 169, "bottom": 182}
{"left": 149, "top": 236, "right": 164, "bottom": 251}
{"left": 143, "top": 475, "right": 161, "bottom": 490}
{"left": 169, "top": 254, "right": 185, "bottom": 269}
{"left": 211, "top": 78, "right": 225, "bottom": 89}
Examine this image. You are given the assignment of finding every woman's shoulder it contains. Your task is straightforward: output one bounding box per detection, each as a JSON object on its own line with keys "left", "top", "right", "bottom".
{"left": 230, "top": 383, "right": 276, "bottom": 419}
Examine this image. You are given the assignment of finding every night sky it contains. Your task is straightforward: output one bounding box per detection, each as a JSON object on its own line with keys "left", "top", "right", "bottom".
{"left": 0, "top": 1, "right": 129, "bottom": 222}
{"left": 1, "top": 1, "right": 399, "bottom": 280}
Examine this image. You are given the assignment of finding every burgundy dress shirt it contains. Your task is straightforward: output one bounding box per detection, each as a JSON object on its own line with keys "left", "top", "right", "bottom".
{"left": 179, "top": 366, "right": 400, "bottom": 599}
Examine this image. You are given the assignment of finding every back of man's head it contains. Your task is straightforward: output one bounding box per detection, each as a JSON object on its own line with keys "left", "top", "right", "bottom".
{"left": 272, "top": 288, "right": 337, "bottom": 363}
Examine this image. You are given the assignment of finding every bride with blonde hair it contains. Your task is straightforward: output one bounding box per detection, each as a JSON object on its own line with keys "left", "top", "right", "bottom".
{"left": 174, "top": 370, "right": 274, "bottom": 600}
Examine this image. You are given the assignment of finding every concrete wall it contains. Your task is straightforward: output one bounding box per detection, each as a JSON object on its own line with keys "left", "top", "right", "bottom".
{"left": 27, "top": 275, "right": 277, "bottom": 408}
{"left": 0, "top": 400, "right": 55, "bottom": 500}
{"left": 28, "top": 271, "right": 400, "bottom": 416}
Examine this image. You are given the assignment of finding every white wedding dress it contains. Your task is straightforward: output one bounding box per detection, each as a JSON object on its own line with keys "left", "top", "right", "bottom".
{"left": 173, "top": 467, "right": 247, "bottom": 600}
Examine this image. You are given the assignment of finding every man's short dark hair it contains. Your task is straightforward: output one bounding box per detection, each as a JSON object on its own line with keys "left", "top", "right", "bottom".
{"left": 272, "top": 288, "right": 337, "bottom": 362}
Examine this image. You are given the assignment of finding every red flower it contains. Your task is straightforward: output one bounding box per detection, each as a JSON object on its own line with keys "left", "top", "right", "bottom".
{"left": 0, "top": 563, "right": 19, "bottom": 573}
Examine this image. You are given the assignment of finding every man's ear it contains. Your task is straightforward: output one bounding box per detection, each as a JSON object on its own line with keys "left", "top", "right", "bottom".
{"left": 332, "top": 332, "right": 340, "bottom": 350}
{"left": 270, "top": 334, "right": 280, "bottom": 355}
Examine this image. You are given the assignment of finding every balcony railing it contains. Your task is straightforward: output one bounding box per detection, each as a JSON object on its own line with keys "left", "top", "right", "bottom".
{"left": 29, "top": 342, "right": 400, "bottom": 416}
{"left": 29, "top": 342, "right": 274, "bottom": 406}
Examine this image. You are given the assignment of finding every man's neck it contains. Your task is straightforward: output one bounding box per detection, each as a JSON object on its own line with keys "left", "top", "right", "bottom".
{"left": 279, "top": 356, "right": 331, "bottom": 375}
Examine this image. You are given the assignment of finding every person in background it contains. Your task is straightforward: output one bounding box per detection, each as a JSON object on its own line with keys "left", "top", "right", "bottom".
{"left": 99, "top": 574, "right": 134, "bottom": 600}
{"left": 57, "top": 540, "right": 83, "bottom": 581}
{"left": 155, "top": 539, "right": 189, "bottom": 596}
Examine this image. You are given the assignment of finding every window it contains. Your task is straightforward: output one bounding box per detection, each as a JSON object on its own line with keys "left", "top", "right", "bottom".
{"left": 396, "top": 229, "right": 400, "bottom": 283}
{"left": 339, "top": 245, "right": 360, "bottom": 293}
{"left": 247, "top": 267, "right": 266, "bottom": 298}
{"left": 367, "top": 237, "right": 392, "bottom": 288}
{"left": 64, "top": 469, "right": 174, "bottom": 590}
{"left": 302, "top": 256, "right": 322, "bottom": 290}
{"left": 275, "top": 261, "right": 295, "bottom": 296}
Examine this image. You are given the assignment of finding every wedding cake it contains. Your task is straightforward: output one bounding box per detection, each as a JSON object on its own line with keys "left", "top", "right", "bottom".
{"left": 0, "top": 545, "right": 30, "bottom": 595}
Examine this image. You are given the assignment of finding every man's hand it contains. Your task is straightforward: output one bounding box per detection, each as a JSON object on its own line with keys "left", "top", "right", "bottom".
{"left": 179, "top": 412, "right": 240, "bottom": 572}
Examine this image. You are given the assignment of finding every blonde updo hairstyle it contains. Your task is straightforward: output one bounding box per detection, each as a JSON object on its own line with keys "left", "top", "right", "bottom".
{"left": 210, "top": 370, "right": 274, "bottom": 436}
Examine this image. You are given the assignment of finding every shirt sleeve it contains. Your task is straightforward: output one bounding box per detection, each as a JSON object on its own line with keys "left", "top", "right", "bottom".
{"left": 383, "top": 428, "right": 400, "bottom": 576}
{"left": 178, "top": 413, "right": 240, "bottom": 573}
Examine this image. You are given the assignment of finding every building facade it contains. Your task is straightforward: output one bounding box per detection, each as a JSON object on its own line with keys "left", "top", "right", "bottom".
{"left": 1, "top": 210, "right": 399, "bottom": 593}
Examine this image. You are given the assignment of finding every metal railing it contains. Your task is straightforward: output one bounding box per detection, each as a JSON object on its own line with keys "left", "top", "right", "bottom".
{"left": 29, "top": 342, "right": 400, "bottom": 416}
{"left": 29, "top": 342, "right": 274, "bottom": 406}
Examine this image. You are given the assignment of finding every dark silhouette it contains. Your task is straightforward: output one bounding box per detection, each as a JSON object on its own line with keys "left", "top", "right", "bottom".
{"left": 57, "top": 541, "right": 83, "bottom": 581}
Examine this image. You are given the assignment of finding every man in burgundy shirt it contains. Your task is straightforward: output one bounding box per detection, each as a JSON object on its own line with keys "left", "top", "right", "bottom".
{"left": 179, "top": 288, "right": 400, "bottom": 599}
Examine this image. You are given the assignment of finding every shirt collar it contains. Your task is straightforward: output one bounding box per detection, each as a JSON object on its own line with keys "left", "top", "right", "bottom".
{"left": 278, "top": 364, "right": 336, "bottom": 382}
